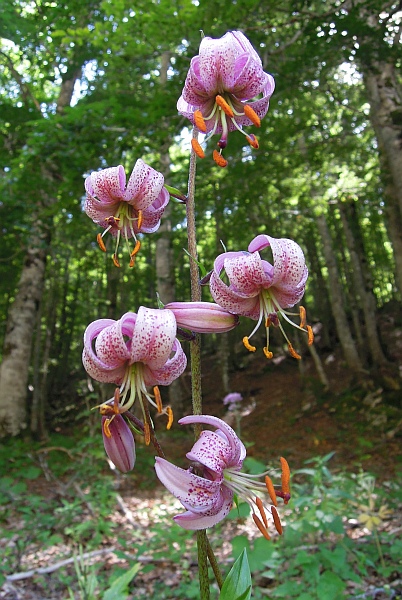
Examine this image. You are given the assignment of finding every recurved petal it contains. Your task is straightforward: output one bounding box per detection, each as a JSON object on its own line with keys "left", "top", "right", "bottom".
{"left": 186, "top": 430, "right": 232, "bottom": 475}
{"left": 102, "top": 415, "right": 135, "bottom": 473}
{"left": 143, "top": 339, "right": 187, "bottom": 386}
{"left": 82, "top": 318, "right": 128, "bottom": 384}
{"left": 85, "top": 166, "right": 126, "bottom": 203}
{"left": 224, "top": 252, "right": 272, "bottom": 294}
{"left": 124, "top": 159, "right": 164, "bottom": 211}
{"left": 94, "top": 314, "right": 136, "bottom": 365}
{"left": 209, "top": 270, "right": 261, "bottom": 319}
{"left": 130, "top": 307, "right": 177, "bottom": 369}
{"left": 173, "top": 485, "right": 234, "bottom": 530}
{"left": 198, "top": 33, "right": 238, "bottom": 94}
{"left": 179, "top": 415, "right": 246, "bottom": 466}
{"left": 139, "top": 188, "right": 170, "bottom": 233}
{"left": 155, "top": 457, "right": 222, "bottom": 513}
{"left": 84, "top": 194, "right": 120, "bottom": 229}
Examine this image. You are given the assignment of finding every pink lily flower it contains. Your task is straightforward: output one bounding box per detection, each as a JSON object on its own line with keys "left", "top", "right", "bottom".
{"left": 84, "top": 159, "right": 169, "bottom": 267}
{"left": 178, "top": 31, "right": 275, "bottom": 166}
{"left": 209, "top": 234, "right": 313, "bottom": 359}
{"left": 82, "top": 307, "right": 187, "bottom": 433}
{"left": 164, "top": 301, "right": 239, "bottom": 333}
{"left": 155, "top": 415, "right": 289, "bottom": 537}
{"left": 102, "top": 414, "right": 136, "bottom": 473}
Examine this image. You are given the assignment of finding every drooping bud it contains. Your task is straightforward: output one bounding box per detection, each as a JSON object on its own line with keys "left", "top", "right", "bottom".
{"left": 164, "top": 301, "right": 239, "bottom": 333}
{"left": 102, "top": 415, "right": 135, "bottom": 473}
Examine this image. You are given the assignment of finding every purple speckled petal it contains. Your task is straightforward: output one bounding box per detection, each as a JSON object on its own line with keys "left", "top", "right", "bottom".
{"left": 94, "top": 314, "right": 135, "bottom": 365}
{"left": 209, "top": 270, "right": 261, "bottom": 319}
{"left": 85, "top": 166, "right": 126, "bottom": 203}
{"left": 223, "top": 252, "right": 272, "bottom": 294}
{"left": 84, "top": 194, "right": 120, "bottom": 229}
{"left": 143, "top": 338, "right": 187, "bottom": 387}
{"left": 130, "top": 307, "right": 177, "bottom": 369}
{"left": 82, "top": 318, "right": 128, "bottom": 384}
{"left": 179, "top": 415, "right": 246, "bottom": 466}
{"left": 155, "top": 457, "right": 222, "bottom": 513}
{"left": 124, "top": 159, "right": 164, "bottom": 211}
{"left": 186, "top": 430, "right": 232, "bottom": 475}
{"left": 173, "top": 485, "right": 234, "bottom": 530}
{"left": 138, "top": 188, "right": 170, "bottom": 233}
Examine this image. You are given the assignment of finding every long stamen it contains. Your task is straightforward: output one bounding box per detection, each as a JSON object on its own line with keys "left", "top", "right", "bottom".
{"left": 243, "top": 337, "right": 256, "bottom": 352}
{"left": 255, "top": 497, "right": 268, "bottom": 528}
{"left": 288, "top": 343, "right": 301, "bottom": 360}
{"left": 271, "top": 506, "right": 283, "bottom": 535}
{"left": 246, "top": 134, "right": 259, "bottom": 149}
{"left": 213, "top": 150, "right": 228, "bottom": 168}
{"left": 112, "top": 253, "right": 121, "bottom": 268}
{"left": 265, "top": 476, "right": 278, "bottom": 507}
{"left": 307, "top": 325, "right": 314, "bottom": 345}
{"left": 154, "top": 386, "right": 163, "bottom": 413}
{"left": 243, "top": 104, "right": 261, "bottom": 127}
{"left": 97, "top": 233, "right": 107, "bottom": 252}
{"left": 144, "top": 422, "right": 151, "bottom": 445}
{"left": 252, "top": 513, "right": 271, "bottom": 540}
{"left": 191, "top": 138, "right": 205, "bottom": 159}
{"left": 280, "top": 457, "right": 291, "bottom": 500}
{"left": 299, "top": 306, "right": 307, "bottom": 329}
{"left": 166, "top": 406, "right": 174, "bottom": 430}
{"left": 137, "top": 210, "right": 143, "bottom": 231}
{"left": 215, "top": 95, "right": 234, "bottom": 118}
{"left": 263, "top": 347, "right": 273, "bottom": 359}
{"left": 194, "top": 109, "right": 207, "bottom": 132}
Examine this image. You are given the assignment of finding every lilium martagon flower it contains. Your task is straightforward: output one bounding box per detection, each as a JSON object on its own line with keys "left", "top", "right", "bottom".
{"left": 84, "top": 159, "right": 169, "bottom": 267}
{"left": 209, "top": 234, "right": 314, "bottom": 359}
{"left": 82, "top": 307, "right": 187, "bottom": 447}
{"left": 155, "top": 415, "right": 291, "bottom": 538}
{"left": 178, "top": 30, "right": 275, "bottom": 167}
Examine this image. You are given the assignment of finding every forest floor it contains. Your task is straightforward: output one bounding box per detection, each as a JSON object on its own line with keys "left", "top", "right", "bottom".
{"left": 1, "top": 310, "right": 402, "bottom": 599}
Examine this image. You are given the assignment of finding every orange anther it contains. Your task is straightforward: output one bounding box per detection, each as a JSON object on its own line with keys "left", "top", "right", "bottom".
{"left": 97, "top": 233, "right": 107, "bottom": 252}
{"left": 265, "top": 476, "right": 278, "bottom": 507}
{"left": 299, "top": 306, "right": 306, "bottom": 329}
{"left": 154, "top": 386, "right": 163, "bottom": 413}
{"left": 191, "top": 138, "right": 205, "bottom": 159}
{"left": 213, "top": 150, "right": 228, "bottom": 168}
{"left": 113, "top": 389, "right": 120, "bottom": 412}
{"left": 263, "top": 347, "right": 273, "bottom": 359}
{"left": 271, "top": 506, "right": 283, "bottom": 535}
{"left": 252, "top": 513, "right": 270, "bottom": 540}
{"left": 144, "top": 422, "right": 151, "bottom": 445}
{"left": 137, "top": 210, "right": 143, "bottom": 231}
{"left": 129, "top": 255, "right": 136, "bottom": 268}
{"left": 265, "top": 317, "right": 272, "bottom": 328}
{"left": 307, "top": 325, "right": 314, "bottom": 346}
{"left": 166, "top": 406, "right": 174, "bottom": 430}
{"left": 243, "top": 337, "right": 256, "bottom": 352}
{"left": 131, "top": 239, "right": 141, "bottom": 257}
{"left": 255, "top": 497, "right": 268, "bottom": 528}
{"left": 288, "top": 343, "right": 301, "bottom": 359}
{"left": 246, "top": 134, "right": 259, "bottom": 149}
{"left": 280, "top": 457, "right": 291, "bottom": 498}
{"left": 244, "top": 104, "right": 261, "bottom": 127}
{"left": 194, "top": 109, "right": 207, "bottom": 133}
{"left": 215, "top": 95, "right": 234, "bottom": 118}
{"left": 112, "top": 253, "right": 121, "bottom": 268}
{"left": 103, "top": 418, "right": 112, "bottom": 438}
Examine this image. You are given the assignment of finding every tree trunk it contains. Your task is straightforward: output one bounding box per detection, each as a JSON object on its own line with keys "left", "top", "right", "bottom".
{"left": 316, "top": 213, "right": 364, "bottom": 373}
{"left": 0, "top": 219, "right": 49, "bottom": 435}
{"left": 338, "top": 199, "right": 388, "bottom": 365}
{"left": 0, "top": 70, "right": 81, "bottom": 437}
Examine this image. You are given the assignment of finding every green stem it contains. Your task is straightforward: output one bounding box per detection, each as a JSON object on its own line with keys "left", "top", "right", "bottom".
{"left": 207, "top": 537, "right": 224, "bottom": 589}
{"left": 186, "top": 129, "right": 210, "bottom": 600}
{"left": 373, "top": 527, "right": 385, "bottom": 570}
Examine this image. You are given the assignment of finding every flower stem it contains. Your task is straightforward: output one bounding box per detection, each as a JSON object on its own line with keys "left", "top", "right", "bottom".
{"left": 197, "top": 530, "right": 211, "bottom": 600}
{"left": 207, "top": 537, "right": 224, "bottom": 589}
{"left": 187, "top": 129, "right": 210, "bottom": 600}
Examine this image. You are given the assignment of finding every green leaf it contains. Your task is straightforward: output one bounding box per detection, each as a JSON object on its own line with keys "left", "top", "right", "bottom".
{"left": 102, "top": 563, "right": 141, "bottom": 600}
{"left": 219, "top": 549, "right": 252, "bottom": 600}
{"left": 316, "top": 570, "right": 346, "bottom": 599}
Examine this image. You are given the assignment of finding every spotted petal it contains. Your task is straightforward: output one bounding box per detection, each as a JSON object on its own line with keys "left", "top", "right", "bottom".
{"left": 124, "top": 159, "right": 165, "bottom": 211}
{"left": 173, "top": 485, "right": 234, "bottom": 530}
{"left": 130, "top": 307, "right": 177, "bottom": 370}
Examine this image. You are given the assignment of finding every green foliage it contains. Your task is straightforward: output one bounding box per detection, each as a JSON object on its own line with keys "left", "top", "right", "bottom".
{"left": 230, "top": 455, "right": 401, "bottom": 599}
{"left": 219, "top": 549, "right": 252, "bottom": 600}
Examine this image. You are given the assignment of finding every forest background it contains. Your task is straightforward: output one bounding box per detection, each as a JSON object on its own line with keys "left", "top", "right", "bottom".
{"left": 0, "top": 0, "right": 401, "bottom": 599}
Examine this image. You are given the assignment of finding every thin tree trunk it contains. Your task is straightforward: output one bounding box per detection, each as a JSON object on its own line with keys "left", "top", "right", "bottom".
{"left": 0, "top": 69, "right": 81, "bottom": 437}
{"left": 316, "top": 213, "right": 364, "bottom": 373}
{"left": 338, "top": 200, "right": 388, "bottom": 365}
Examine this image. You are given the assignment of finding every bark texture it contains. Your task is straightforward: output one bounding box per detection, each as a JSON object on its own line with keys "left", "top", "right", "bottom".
{"left": 316, "top": 213, "right": 364, "bottom": 373}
